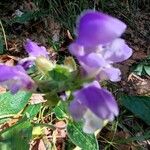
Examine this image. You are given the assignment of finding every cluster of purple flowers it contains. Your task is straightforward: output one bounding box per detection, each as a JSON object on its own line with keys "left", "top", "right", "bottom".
{"left": 0, "top": 10, "right": 132, "bottom": 134}
{"left": 68, "top": 10, "right": 132, "bottom": 133}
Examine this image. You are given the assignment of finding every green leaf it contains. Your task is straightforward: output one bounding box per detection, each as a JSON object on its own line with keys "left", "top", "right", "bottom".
{"left": 121, "top": 95, "right": 150, "bottom": 125}
{"left": 38, "top": 65, "right": 72, "bottom": 93}
{"left": 23, "top": 103, "right": 41, "bottom": 119}
{"left": 144, "top": 66, "right": 150, "bottom": 76}
{"left": 45, "top": 93, "right": 59, "bottom": 107}
{"left": 15, "top": 12, "right": 34, "bottom": 23}
{"left": 0, "top": 104, "right": 41, "bottom": 150}
{"left": 0, "top": 91, "right": 32, "bottom": 124}
{"left": 67, "top": 121, "right": 99, "bottom": 150}
{"left": 0, "top": 121, "right": 32, "bottom": 150}
{"left": 38, "top": 65, "right": 74, "bottom": 93}
{"left": 133, "top": 63, "right": 144, "bottom": 76}
{"left": 53, "top": 101, "right": 68, "bottom": 119}
{"left": 8, "top": 11, "right": 46, "bottom": 24}
{"left": 49, "top": 65, "right": 71, "bottom": 81}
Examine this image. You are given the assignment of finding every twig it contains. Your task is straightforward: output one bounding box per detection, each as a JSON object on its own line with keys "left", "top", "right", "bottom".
{"left": 0, "top": 114, "right": 15, "bottom": 119}
{"left": 128, "top": 73, "right": 144, "bottom": 82}
{"left": 0, "top": 20, "right": 8, "bottom": 50}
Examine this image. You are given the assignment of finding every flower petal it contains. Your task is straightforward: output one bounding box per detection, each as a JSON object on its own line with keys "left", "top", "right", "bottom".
{"left": 99, "top": 67, "right": 121, "bottom": 82}
{"left": 80, "top": 53, "right": 107, "bottom": 68}
{"left": 79, "top": 61, "right": 101, "bottom": 78}
{"left": 24, "top": 39, "right": 49, "bottom": 58}
{"left": 18, "top": 57, "right": 36, "bottom": 70}
{"left": 104, "top": 38, "right": 133, "bottom": 63}
{"left": 76, "top": 10, "right": 126, "bottom": 47}
{"left": 83, "top": 109, "right": 105, "bottom": 134}
{"left": 69, "top": 99, "right": 86, "bottom": 120}
{"left": 75, "top": 85, "right": 119, "bottom": 120}
{"left": 0, "top": 64, "right": 35, "bottom": 93}
{"left": 83, "top": 80, "right": 101, "bottom": 89}
{"left": 69, "top": 43, "right": 85, "bottom": 57}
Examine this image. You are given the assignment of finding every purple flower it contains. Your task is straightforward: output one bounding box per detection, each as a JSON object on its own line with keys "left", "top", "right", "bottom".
{"left": 18, "top": 39, "right": 49, "bottom": 70}
{"left": 0, "top": 64, "right": 36, "bottom": 93}
{"left": 75, "top": 10, "right": 126, "bottom": 47}
{"left": 69, "top": 81, "right": 119, "bottom": 133}
{"left": 69, "top": 10, "right": 132, "bottom": 81}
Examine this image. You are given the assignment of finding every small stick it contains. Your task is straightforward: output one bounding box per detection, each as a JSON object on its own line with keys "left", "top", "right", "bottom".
{"left": 0, "top": 20, "right": 8, "bottom": 50}
{"left": 128, "top": 73, "right": 144, "bottom": 82}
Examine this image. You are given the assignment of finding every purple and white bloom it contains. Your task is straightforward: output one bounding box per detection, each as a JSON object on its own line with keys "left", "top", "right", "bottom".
{"left": 69, "top": 81, "right": 119, "bottom": 133}
{"left": 69, "top": 10, "right": 132, "bottom": 81}
{"left": 0, "top": 64, "right": 36, "bottom": 93}
{"left": 19, "top": 39, "right": 49, "bottom": 70}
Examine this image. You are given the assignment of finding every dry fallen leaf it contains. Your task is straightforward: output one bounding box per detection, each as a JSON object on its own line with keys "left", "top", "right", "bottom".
{"left": 30, "top": 139, "right": 46, "bottom": 150}
{"left": 0, "top": 54, "right": 18, "bottom": 65}
{"left": 128, "top": 73, "right": 150, "bottom": 95}
{"left": 0, "top": 86, "right": 6, "bottom": 93}
{"left": 55, "top": 121, "right": 66, "bottom": 130}
{"left": 30, "top": 94, "right": 46, "bottom": 105}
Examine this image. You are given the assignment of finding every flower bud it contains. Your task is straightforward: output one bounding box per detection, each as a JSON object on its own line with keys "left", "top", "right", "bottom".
{"left": 35, "top": 56, "right": 55, "bottom": 74}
